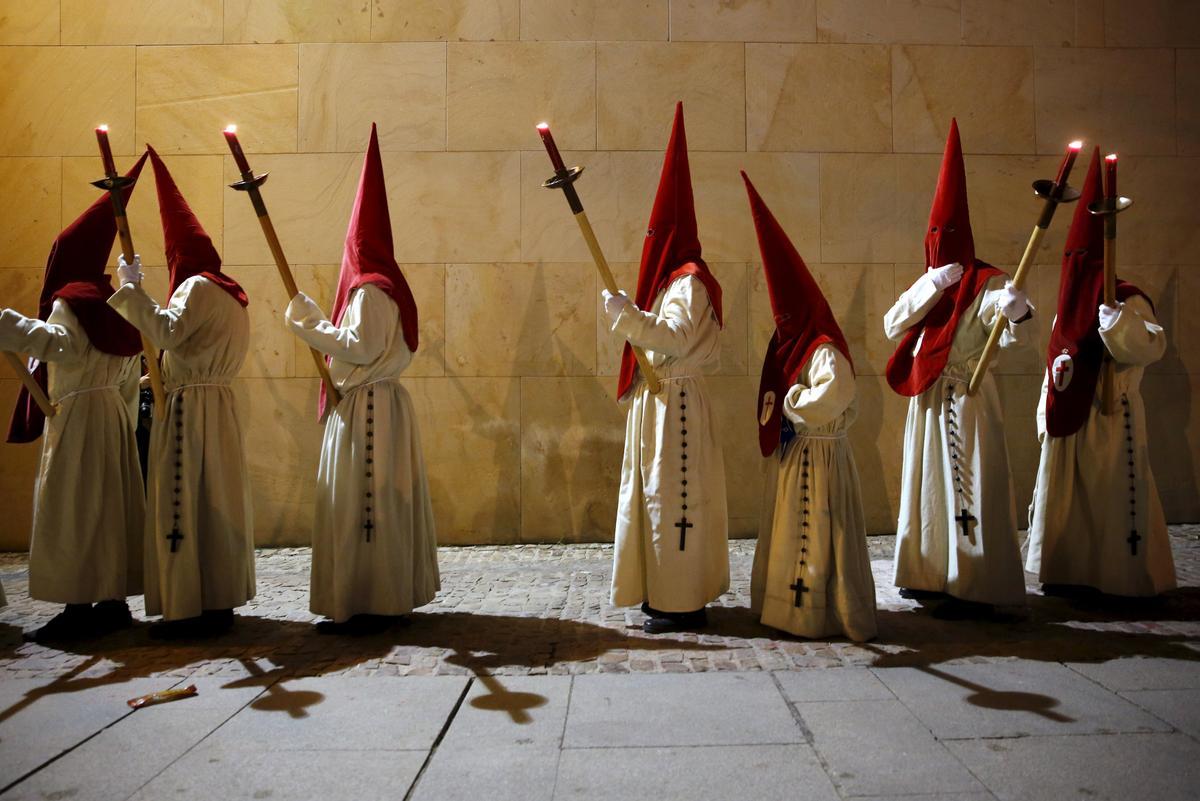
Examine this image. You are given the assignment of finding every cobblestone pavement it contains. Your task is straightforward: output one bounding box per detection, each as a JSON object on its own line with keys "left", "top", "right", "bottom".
{"left": 0, "top": 528, "right": 1197, "bottom": 682}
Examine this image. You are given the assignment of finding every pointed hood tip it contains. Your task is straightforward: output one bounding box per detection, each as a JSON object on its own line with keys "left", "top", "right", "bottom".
{"left": 748, "top": 182, "right": 852, "bottom": 457}
{"left": 617, "top": 102, "right": 720, "bottom": 400}
{"left": 321, "top": 123, "right": 419, "bottom": 419}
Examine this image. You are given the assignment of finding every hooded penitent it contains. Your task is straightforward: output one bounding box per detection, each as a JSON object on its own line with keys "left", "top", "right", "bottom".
{"left": 6, "top": 153, "right": 149, "bottom": 444}
{"left": 1044, "top": 147, "right": 1146, "bottom": 437}
{"left": 617, "top": 102, "right": 723, "bottom": 400}
{"left": 149, "top": 146, "right": 247, "bottom": 308}
{"left": 885, "top": 118, "right": 1003, "bottom": 397}
{"left": 743, "top": 171, "right": 853, "bottom": 457}
{"left": 319, "top": 122, "right": 419, "bottom": 418}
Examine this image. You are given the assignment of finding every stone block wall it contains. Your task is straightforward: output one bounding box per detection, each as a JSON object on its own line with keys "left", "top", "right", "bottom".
{"left": 1, "top": 1, "right": 1196, "bottom": 547}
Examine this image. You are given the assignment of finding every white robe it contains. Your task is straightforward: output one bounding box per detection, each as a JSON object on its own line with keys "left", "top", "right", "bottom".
{"left": 885, "top": 272, "right": 1029, "bottom": 606}
{"left": 109, "top": 276, "right": 255, "bottom": 620}
{"left": 1026, "top": 296, "right": 1174, "bottom": 596}
{"left": 0, "top": 300, "right": 143, "bottom": 604}
{"left": 610, "top": 275, "right": 729, "bottom": 612}
{"left": 751, "top": 345, "right": 877, "bottom": 641}
{"left": 285, "top": 284, "right": 439, "bottom": 622}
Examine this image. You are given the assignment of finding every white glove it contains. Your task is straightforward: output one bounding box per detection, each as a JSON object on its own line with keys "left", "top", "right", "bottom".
{"left": 602, "top": 289, "right": 630, "bottom": 325}
{"left": 998, "top": 281, "right": 1030, "bottom": 321}
{"left": 290, "top": 291, "right": 324, "bottom": 319}
{"left": 927, "top": 262, "right": 964, "bottom": 291}
{"left": 117, "top": 254, "right": 143, "bottom": 287}
{"left": 1098, "top": 302, "right": 1122, "bottom": 332}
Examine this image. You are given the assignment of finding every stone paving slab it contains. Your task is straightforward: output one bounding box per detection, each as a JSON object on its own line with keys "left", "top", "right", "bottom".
{"left": 774, "top": 666, "right": 894, "bottom": 702}
{"left": 797, "top": 698, "right": 986, "bottom": 798}
{"left": 849, "top": 795, "right": 997, "bottom": 801}
{"left": 1067, "top": 655, "right": 1200, "bottom": 691}
{"left": 1, "top": 677, "right": 263, "bottom": 801}
{"left": 563, "top": 672, "right": 802, "bottom": 748}
{"left": 1119, "top": 688, "right": 1200, "bottom": 739}
{"left": 438, "top": 674, "right": 571, "bottom": 749}
{"left": 946, "top": 732, "right": 1200, "bottom": 801}
{"left": 205, "top": 675, "right": 468, "bottom": 752}
{"left": 412, "top": 743, "right": 559, "bottom": 801}
{"left": 0, "top": 676, "right": 172, "bottom": 791}
{"left": 553, "top": 744, "right": 839, "bottom": 801}
{"left": 127, "top": 746, "right": 429, "bottom": 801}
{"left": 873, "top": 660, "right": 1171, "bottom": 739}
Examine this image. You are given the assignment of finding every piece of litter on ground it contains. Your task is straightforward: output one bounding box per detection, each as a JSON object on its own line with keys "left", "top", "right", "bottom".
{"left": 127, "top": 684, "right": 199, "bottom": 709}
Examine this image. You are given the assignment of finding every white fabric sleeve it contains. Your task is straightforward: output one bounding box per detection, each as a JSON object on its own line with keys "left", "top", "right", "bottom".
{"left": 611, "top": 276, "right": 711, "bottom": 358}
{"left": 285, "top": 284, "right": 390, "bottom": 365}
{"left": 108, "top": 276, "right": 206, "bottom": 351}
{"left": 1099, "top": 295, "right": 1166, "bottom": 367}
{"left": 883, "top": 272, "right": 942, "bottom": 341}
{"left": 0, "top": 300, "right": 86, "bottom": 363}
{"left": 977, "top": 275, "right": 1031, "bottom": 349}
{"left": 781, "top": 345, "right": 856, "bottom": 430}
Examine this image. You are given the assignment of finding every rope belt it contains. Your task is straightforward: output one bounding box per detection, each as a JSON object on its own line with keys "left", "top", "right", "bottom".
{"left": 56, "top": 384, "right": 120, "bottom": 403}
{"left": 168, "top": 382, "right": 232, "bottom": 395}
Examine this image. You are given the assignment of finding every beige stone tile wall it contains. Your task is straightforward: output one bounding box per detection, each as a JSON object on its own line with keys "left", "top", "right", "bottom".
{"left": 0, "top": 1, "right": 1196, "bottom": 549}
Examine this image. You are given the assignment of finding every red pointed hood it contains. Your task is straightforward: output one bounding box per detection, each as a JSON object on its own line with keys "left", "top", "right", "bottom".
{"left": 320, "top": 123, "right": 419, "bottom": 417}
{"left": 1045, "top": 147, "right": 1146, "bottom": 436}
{"left": 7, "top": 152, "right": 149, "bottom": 444}
{"left": 886, "top": 119, "right": 1002, "bottom": 397}
{"left": 744, "top": 171, "right": 852, "bottom": 456}
{"left": 925, "top": 117, "right": 975, "bottom": 270}
{"left": 617, "top": 102, "right": 723, "bottom": 399}
{"left": 149, "top": 146, "right": 247, "bottom": 307}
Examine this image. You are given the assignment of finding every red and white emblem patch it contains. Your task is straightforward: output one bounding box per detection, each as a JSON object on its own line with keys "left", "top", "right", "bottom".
{"left": 759, "top": 391, "right": 776, "bottom": 425}
{"left": 1052, "top": 351, "right": 1074, "bottom": 391}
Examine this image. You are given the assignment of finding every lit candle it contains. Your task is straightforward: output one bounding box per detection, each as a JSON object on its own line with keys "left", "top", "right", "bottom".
{"left": 223, "top": 124, "right": 253, "bottom": 175}
{"left": 536, "top": 122, "right": 566, "bottom": 174}
{"left": 1054, "top": 140, "right": 1083, "bottom": 186}
{"left": 1104, "top": 153, "right": 1118, "bottom": 199}
{"left": 95, "top": 125, "right": 117, "bottom": 176}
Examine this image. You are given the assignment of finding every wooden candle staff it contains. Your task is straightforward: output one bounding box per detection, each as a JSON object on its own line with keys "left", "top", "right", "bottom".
{"left": 93, "top": 125, "right": 166, "bottom": 412}
{"left": 968, "top": 141, "right": 1083, "bottom": 396}
{"left": 536, "top": 123, "right": 662, "bottom": 395}
{"left": 222, "top": 125, "right": 341, "bottom": 408}
{"left": 2, "top": 353, "right": 55, "bottom": 417}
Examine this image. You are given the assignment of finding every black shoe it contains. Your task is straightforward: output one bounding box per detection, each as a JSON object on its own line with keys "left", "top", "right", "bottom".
{"left": 642, "top": 608, "right": 708, "bottom": 634}
{"left": 93, "top": 600, "right": 134, "bottom": 631}
{"left": 148, "top": 616, "right": 208, "bottom": 641}
{"left": 201, "top": 609, "right": 235, "bottom": 635}
{"left": 23, "top": 604, "right": 95, "bottom": 643}
{"left": 898, "top": 588, "right": 948, "bottom": 601}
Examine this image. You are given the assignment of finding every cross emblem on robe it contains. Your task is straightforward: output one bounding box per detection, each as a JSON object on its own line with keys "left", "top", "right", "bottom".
{"left": 363, "top": 519, "right": 374, "bottom": 543}
{"left": 166, "top": 527, "right": 183, "bottom": 554}
{"left": 789, "top": 577, "right": 810, "bottom": 608}
{"left": 955, "top": 508, "right": 976, "bottom": 539}
{"left": 675, "top": 517, "right": 693, "bottom": 551}
{"left": 1127, "top": 529, "right": 1141, "bottom": 556}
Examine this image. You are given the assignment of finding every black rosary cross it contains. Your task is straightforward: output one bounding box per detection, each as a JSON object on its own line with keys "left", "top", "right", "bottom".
{"left": 1127, "top": 529, "right": 1141, "bottom": 556}
{"left": 675, "top": 517, "right": 693, "bottom": 551}
{"left": 166, "top": 527, "right": 184, "bottom": 554}
{"left": 789, "top": 577, "right": 810, "bottom": 608}
{"left": 955, "top": 508, "right": 977, "bottom": 539}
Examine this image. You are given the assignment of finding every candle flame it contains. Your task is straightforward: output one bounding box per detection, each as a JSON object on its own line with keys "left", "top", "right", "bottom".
{"left": 96, "top": 124, "right": 109, "bottom": 133}
{"left": 225, "top": 124, "right": 237, "bottom": 134}
{"left": 536, "top": 122, "right": 550, "bottom": 130}
{"left": 1105, "top": 153, "right": 1119, "bottom": 162}
{"left": 1068, "top": 140, "right": 1083, "bottom": 150}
